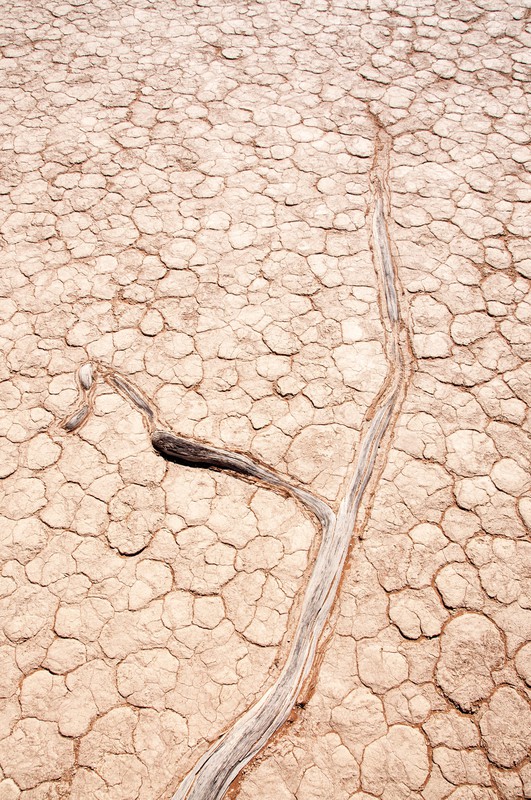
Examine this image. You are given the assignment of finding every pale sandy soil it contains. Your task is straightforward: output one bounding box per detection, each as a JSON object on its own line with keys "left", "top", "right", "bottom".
{"left": 0, "top": 1, "right": 530, "bottom": 799}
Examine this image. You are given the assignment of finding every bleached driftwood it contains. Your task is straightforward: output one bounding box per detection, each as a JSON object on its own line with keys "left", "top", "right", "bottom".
{"left": 61, "top": 140, "right": 408, "bottom": 800}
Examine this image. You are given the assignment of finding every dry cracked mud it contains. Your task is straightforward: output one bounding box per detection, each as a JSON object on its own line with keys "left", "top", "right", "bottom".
{"left": 0, "top": 1, "right": 530, "bottom": 799}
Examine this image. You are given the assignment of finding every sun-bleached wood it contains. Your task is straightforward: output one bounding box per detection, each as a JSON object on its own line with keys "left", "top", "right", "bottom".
{"left": 61, "top": 143, "right": 407, "bottom": 800}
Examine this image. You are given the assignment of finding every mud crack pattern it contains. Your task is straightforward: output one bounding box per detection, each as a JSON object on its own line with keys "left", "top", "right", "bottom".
{"left": 1, "top": 1, "right": 530, "bottom": 800}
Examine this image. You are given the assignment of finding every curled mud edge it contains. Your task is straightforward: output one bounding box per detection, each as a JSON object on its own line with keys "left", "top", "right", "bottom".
{"left": 59, "top": 131, "right": 411, "bottom": 800}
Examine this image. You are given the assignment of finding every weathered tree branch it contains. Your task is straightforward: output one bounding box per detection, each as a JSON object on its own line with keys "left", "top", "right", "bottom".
{"left": 61, "top": 133, "right": 409, "bottom": 800}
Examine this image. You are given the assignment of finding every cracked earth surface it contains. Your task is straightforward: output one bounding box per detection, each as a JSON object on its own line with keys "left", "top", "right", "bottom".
{"left": 0, "top": 0, "right": 530, "bottom": 799}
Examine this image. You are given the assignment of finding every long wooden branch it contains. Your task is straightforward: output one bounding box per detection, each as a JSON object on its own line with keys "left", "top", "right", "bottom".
{"left": 151, "top": 430, "right": 334, "bottom": 531}
{"left": 60, "top": 135, "right": 408, "bottom": 800}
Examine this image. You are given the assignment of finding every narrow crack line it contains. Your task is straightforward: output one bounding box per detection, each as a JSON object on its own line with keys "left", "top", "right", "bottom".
{"left": 59, "top": 131, "right": 410, "bottom": 800}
